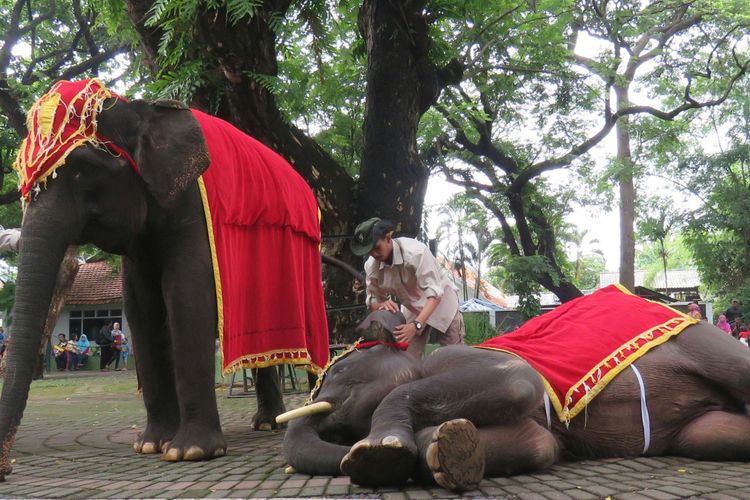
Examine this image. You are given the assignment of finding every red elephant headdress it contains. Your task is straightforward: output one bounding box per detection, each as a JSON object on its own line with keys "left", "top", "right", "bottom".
{"left": 14, "top": 79, "right": 129, "bottom": 203}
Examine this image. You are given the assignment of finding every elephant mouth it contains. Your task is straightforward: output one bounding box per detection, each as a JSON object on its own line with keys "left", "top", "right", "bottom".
{"left": 276, "top": 401, "right": 334, "bottom": 424}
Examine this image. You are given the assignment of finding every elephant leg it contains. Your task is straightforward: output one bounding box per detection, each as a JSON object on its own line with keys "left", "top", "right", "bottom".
{"left": 674, "top": 324, "right": 750, "bottom": 402}
{"left": 670, "top": 410, "right": 750, "bottom": 460}
{"left": 251, "top": 366, "right": 285, "bottom": 430}
{"left": 413, "top": 417, "right": 558, "bottom": 491}
{"left": 123, "top": 260, "right": 179, "bottom": 455}
{"left": 341, "top": 352, "right": 543, "bottom": 487}
{"left": 159, "top": 244, "right": 226, "bottom": 462}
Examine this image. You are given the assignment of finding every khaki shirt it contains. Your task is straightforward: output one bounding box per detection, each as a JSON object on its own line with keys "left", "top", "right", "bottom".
{"left": 364, "top": 237, "right": 459, "bottom": 333}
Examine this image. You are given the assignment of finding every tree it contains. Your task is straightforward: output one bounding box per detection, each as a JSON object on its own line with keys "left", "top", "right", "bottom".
{"left": 572, "top": 0, "right": 750, "bottom": 291}
{"left": 637, "top": 202, "right": 682, "bottom": 294}
{"left": 683, "top": 143, "right": 750, "bottom": 297}
{"left": 435, "top": 193, "right": 495, "bottom": 300}
{"left": 561, "top": 226, "right": 605, "bottom": 290}
{"left": 423, "top": 0, "right": 749, "bottom": 302}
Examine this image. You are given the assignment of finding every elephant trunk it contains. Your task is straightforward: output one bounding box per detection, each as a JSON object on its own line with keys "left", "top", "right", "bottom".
{"left": 0, "top": 198, "right": 79, "bottom": 480}
{"left": 283, "top": 416, "right": 352, "bottom": 476}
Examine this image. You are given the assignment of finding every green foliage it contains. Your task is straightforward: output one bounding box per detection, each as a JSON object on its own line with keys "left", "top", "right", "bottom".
{"left": 487, "top": 251, "right": 553, "bottom": 320}
{"left": 681, "top": 109, "right": 750, "bottom": 299}
{"left": 462, "top": 312, "right": 497, "bottom": 345}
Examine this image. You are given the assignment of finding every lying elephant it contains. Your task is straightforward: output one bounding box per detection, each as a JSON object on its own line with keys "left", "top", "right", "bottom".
{"left": 0, "top": 79, "right": 329, "bottom": 479}
{"left": 281, "top": 287, "right": 750, "bottom": 491}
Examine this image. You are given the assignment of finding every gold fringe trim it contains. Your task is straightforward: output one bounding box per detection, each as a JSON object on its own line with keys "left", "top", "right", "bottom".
{"left": 197, "top": 177, "right": 226, "bottom": 371}
{"left": 223, "top": 347, "right": 322, "bottom": 375}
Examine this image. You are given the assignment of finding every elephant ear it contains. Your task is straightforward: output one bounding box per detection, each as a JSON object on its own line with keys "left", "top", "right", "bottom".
{"left": 100, "top": 99, "right": 210, "bottom": 208}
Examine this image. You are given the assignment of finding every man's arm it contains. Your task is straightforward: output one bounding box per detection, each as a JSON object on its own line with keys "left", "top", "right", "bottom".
{"left": 0, "top": 228, "right": 20, "bottom": 253}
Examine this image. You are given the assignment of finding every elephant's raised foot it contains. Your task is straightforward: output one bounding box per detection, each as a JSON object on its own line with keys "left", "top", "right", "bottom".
{"left": 426, "top": 419, "right": 485, "bottom": 492}
{"left": 341, "top": 435, "right": 417, "bottom": 487}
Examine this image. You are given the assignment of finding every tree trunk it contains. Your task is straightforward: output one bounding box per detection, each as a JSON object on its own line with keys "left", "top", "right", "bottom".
{"left": 357, "top": 0, "right": 440, "bottom": 235}
{"left": 474, "top": 262, "right": 481, "bottom": 299}
{"left": 616, "top": 85, "right": 636, "bottom": 292}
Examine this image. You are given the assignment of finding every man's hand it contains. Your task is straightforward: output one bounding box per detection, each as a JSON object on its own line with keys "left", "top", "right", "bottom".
{"left": 393, "top": 322, "right": 419, "bottom": 344}
{"left": 372, "top": 299, "right": 399, "bottom": 313}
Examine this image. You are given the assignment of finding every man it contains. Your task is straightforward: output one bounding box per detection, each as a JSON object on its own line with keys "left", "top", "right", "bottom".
{"left": 351, "top": 217, "right": 465, "bottom": 357}
{"left": 53, "top": 333, "right": 68, "bottom": 371}
{"left": 725, "top": 299, "right": 742, "bottom": 324}
{"left": 97, "top": 320, "right": 114, "bottom": 370}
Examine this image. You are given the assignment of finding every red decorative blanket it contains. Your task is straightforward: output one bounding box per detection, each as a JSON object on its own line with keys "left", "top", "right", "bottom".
{"left": 476, "top": 285, "right": 697, "bottom": 423}
{"left": 193, "top": 110, "right": 329, "bottom": 374}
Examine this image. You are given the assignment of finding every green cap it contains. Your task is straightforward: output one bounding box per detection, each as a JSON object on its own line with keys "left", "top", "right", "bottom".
{"left": 350, "top": 217, "right": 382, "bottom": 256}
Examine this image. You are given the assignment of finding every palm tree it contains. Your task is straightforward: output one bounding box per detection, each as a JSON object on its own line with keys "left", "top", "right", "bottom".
{"left": 436, "top": 194, "right": 496, "bottom": 300}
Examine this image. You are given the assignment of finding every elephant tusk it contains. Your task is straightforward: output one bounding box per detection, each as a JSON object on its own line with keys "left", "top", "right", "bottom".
{"left": 275, "top": 401, "right": 334, "bottom": 424}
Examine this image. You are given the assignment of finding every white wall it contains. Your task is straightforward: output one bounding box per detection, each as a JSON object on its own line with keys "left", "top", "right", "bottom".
{"left": 53, "top": 303, "right": 130, "bottom": 342}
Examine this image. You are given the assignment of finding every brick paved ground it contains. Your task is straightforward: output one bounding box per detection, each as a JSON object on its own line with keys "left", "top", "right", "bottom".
{"left": 2, "top": 371, "right": 750, "bottom": 499}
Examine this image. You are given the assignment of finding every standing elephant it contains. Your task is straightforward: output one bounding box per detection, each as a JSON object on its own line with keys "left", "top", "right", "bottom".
{"left": 0, "top": 79, "right": 329, "bottom": 480}
{"left": 281, "top": 287, "right": 750, "bottom": 491}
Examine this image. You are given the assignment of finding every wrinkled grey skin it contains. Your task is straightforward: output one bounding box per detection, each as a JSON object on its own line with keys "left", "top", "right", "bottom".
{"left": 284, "top": 316, "right": 750, "bottom": 490}
{"left": 0, "top": 98, "right": 290, "bottom": 480}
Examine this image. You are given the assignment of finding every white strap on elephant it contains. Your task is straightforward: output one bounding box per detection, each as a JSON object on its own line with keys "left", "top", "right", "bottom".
{"left": 543, "top": 364, "right": 651, "bottom": 455}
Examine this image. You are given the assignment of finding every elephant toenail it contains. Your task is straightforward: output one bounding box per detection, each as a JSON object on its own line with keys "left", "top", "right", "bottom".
{"left": 183, "top": 445, "right": 206, "bottom": 461}
{"left": 258, "top": 423, "right": 273, "bottom": 431}
{"left": 285, "top": 465, "right": 296, "bottom": 474}
{"left": 133, "top": 441, "right": 142, "bottom": 453}
{"left": 382, "top": 436, "right": 403, "bottom": 447}
{"left": 141, "top": 442, "right": 158, "bottom": 454}
{"left": 213, "top": 448, "right": 226, "bottom": 458}
{"left": 163, "top": 447, "right": 182, "bottom": 461}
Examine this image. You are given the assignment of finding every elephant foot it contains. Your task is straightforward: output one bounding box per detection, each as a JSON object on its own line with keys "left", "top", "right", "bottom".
{"left": 426, "top": 419, "right": 484, "bottom": 492}
{"left": 161, "top": 426, "right": 226, "bottom": 462}
{"left": 134, "top": 425, "right": 176, "bottom": 455}
{"left": 341, "top": 435, "right": 417, "bottom": 487}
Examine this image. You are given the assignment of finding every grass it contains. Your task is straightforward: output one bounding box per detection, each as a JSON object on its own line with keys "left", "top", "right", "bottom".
{"left": 22, "top": 373, "right": 140, "bottom": 398}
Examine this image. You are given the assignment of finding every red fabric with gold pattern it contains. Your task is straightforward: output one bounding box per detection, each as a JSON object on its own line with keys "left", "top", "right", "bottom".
{"left": 14, "top": 79, "right": 125, "bottom": 202}
{"left": 476, "top": 285, "right": 698, "bottom": 423}
{"left": 192, "top": 109, "right": 329, "bottom": 374}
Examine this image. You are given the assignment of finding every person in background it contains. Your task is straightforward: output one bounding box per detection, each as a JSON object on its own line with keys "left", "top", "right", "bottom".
{"left": 725, "top": 299, "right": 742, "bottom": 324}
{"left": 0, "top": 327, "right": 5, "bottom": 358}
{"left": 732, "top": 317, "right": 743, "bottom": 339}
{"left": 120, "top": 338, "right": 130, "bottom": 370}
{"left": 109, "top": 322, "right": 124, "bottom": 370}
{"left": 739, "top": 325, "right": 750, "bottom": 346}
{"left": 76, "top": 333, "right": 90, "bottom": 368}
{"left": 687, "top": 303, "right": 702, "bottom": 320}
{"left": 53, "top": 333, "right": 68, "bottom": 370}
{"left": 98, "top": 320, "right": 114, "bottom": 370}
{"left": 351, "top": 217, "right": 465, "bottom": 358}
{"left": 65, "top": 334, "right": 79, "bottom": 370}
{"left": 716, "top": 314, "right": 732, "bottom": 335}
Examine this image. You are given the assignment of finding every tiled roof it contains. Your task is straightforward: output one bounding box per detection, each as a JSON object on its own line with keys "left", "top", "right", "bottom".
{"left": 436, "top": 255, "right": 509, "bottom": 308}
{"left": 599, "top": 268, "right": 700, "bottom": 289}
{"left": 66, "top": 261, "right": 122, "bottom": 305}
